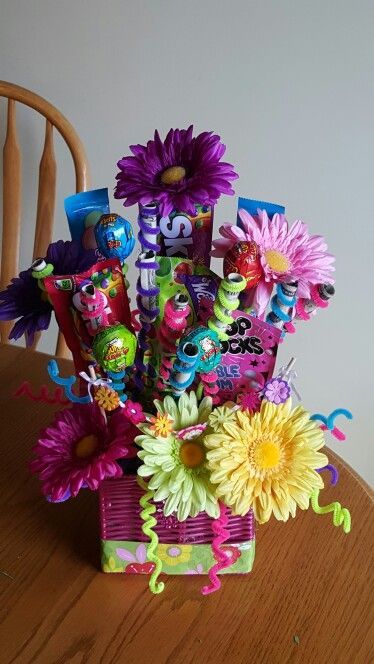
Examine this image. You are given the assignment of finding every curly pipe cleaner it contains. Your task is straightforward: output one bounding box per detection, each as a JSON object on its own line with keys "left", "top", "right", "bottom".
{"left": 137, "top": 202, "right": 160, "bottom": 252}
{"left": 208, "top": 273, "right": 246, "bottom": 341}
{"left": 201, "top": 502, "right": 233, "bottom": 595}
{"left": 310, "top": 489, "right": 351, "bottom": 534}
{"left": 285, "top": 283, "right": 335, "bottom": 333}
{"left": 13, "top": 381, "right": 69, "bottom": 405}
{"left": 317, "top": 463, "right": 340, "bottom": 486}
{"left": 311, "top": 408, "right": 353, "bottom": 441}
{"left": 137, "top": 478, "right": 165, "bottom": 594}
{"left": 134, "top": 250, "right": 160, "bottom": 388}
{"left": 266, "top": 281, "right": 298, "bottom": 337}
{"left": 156, "top": 293, "right": 191, "bottom": 391}
{"left": 199, "top": 370, "right": 220, "bottom": 404}
{"left": 169, "top": 341, "right": 200, "bottom": 397}
{"left": 107, "top": 369, "right": 128, "bottom": 403}
{"left": 47, "top": 360, "right": 91, "bottom": 404}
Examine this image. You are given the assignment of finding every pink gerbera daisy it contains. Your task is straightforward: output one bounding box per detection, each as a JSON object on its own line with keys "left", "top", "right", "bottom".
{"left": 212, "top": 209, "right": 335, "bottom": 315}
{"left": 30, "top": 403, "right": 134, "bottom": 501}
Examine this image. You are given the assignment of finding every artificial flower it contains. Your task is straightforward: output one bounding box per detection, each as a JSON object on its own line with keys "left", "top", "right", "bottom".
{"left": 208, "top": 405, "right": 238, "bottom": 432}
{"left": 0, "top": 240, "right": 96, "bottom": 345}
{"left": 237, "top": 390, "right": 261, "bottom": 413}
{"left": 149, "top": 412, "right": 174, "bottom": 438}
{"left": 263, "top": 378, "right": 291, "bottom": 404}
{"left": 94, "top": 385, "right": 121, "bottom": 411}
{"left": 205, "top": 399, "right": 327, "bottom": 524}
{"left": 122, "top": 399, "right": 145, "bottom": 424}
{"left": 136, "top": 393, "right": 218, "bottom": 521}
{"left": 115, "top": 126, "right": 238, "bottom": 216}
{"left": 212, "top": 209, "right": 335, "bottom": 316}
{"left": 30, "top": 403, "right": 133, "bottom": 501}
{"left": 139, "top": 392, "right": 213, "bottom": 436}
{"left": 157, "top": 544, "right": 192, "bottom": 566}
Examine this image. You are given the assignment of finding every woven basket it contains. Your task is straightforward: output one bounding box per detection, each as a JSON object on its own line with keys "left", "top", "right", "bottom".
{"left": 100, "top": 475, "right": 255, "bottom": 575}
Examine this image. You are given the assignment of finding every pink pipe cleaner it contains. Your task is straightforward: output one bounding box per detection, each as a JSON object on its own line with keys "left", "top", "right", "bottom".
{"left": 156, "top": 296, "right": 190, "bottom": 392}
{"left": 200, "top": 370, "right": 220, "bottom": 405}
{"left": 13, "top": 381, "right": 69, "bottom": 405}
{"left": 201, "top": 502, "right": 233, "bottom": 596}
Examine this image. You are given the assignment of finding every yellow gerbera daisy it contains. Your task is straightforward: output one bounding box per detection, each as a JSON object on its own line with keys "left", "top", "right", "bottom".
{"left": 204, "top": 399, "right": 328, "bottom": 524}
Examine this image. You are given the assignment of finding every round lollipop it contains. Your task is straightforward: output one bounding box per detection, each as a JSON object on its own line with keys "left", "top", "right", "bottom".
{"left": 223, "top": 241, "right": 263, "bottom": 289}
{"left": 92, "top": 323, "right": 136, "bottom": 374}
{"left": 94, "top": 213, "right": 135, "bottom": 262}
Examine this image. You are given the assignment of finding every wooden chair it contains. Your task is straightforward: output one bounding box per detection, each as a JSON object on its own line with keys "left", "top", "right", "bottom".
{"left": 0, "top": 80, "right": 90, "bottom": 356}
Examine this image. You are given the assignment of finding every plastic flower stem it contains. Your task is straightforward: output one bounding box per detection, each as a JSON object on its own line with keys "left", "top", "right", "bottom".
{"left": 201, "top": 502, "right": 233, "bottom": 596}
{"left": 137, "top": 477, "right": 165, "bottom": 594}
{"left": 310, "top": 488, "right": 351, "bottom": 534}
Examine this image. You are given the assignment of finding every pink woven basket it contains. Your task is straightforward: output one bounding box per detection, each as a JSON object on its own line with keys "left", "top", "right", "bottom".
{"left": 99, "top": 475, "right": 256, "bottom": 575}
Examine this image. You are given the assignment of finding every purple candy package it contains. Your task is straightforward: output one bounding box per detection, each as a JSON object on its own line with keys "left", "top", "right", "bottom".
{"left": 158, "top": 205, "right": 214, "bottom": 267}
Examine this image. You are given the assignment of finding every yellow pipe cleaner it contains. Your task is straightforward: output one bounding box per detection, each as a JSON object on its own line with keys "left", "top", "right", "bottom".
{"left": 137, "top": 477, "right": 165, "bottom": 594}
{"left": 310, "top": 488, "right": 351, "bottom": 534}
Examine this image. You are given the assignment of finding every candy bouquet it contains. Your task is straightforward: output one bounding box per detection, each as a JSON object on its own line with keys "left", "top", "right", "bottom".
{"left": 0, "top": 126, "right": 352, "bottom": 595}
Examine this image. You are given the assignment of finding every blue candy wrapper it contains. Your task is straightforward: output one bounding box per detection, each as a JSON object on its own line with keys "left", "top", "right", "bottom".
{"left": 65, "top": 188, "right": 110, "bottom": 250}
{"left": 237, "top": 197, "right": 285, "bottom": 230}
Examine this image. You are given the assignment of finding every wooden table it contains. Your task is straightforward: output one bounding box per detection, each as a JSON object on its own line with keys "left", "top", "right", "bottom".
{"left": 0, "top": 345, "right": 373, "bottom": 664}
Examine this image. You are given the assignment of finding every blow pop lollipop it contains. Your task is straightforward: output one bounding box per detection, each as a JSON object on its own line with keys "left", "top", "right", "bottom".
{"left": 94, "top": 213, "right": 135, "bottom": 262}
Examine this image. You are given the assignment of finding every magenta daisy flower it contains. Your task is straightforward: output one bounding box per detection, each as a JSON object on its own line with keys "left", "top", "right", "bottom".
{"left": 30, "top": 403, "right": 133, "bottom": 501}
{"left": 212, "top": 209, "right": 335, "bottom": 315}
{"left": 114, "top": 126, "right": 238, "bottom": 216}
{"left": 122, "top": 399, "right": 145, "bottom": 425}
{"left": 237, "top": 390, "right": 261, "bottom": 414}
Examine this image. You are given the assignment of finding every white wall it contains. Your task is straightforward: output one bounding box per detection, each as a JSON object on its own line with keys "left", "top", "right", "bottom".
{"left": 1, "top": 0, "right": 373, "bottom": 483}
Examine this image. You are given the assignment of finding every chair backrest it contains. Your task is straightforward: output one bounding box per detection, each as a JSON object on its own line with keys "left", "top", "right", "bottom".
{"left": 0, "top": 80, "right": 90, "bottom": 357}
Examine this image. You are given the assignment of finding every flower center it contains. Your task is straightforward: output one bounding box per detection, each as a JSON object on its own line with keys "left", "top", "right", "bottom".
{"left": 161, "top": 166, "right": 186, "bottom": 185}
{"left": 254, "top": 440, "right": 280, "bottom": 469}
{"left": 264, "top": 249, "right": 290, "bottom": 273}
{"left": 75, "top": 434, "right": 99, "bottom": 458}
{"left": 179, "top": 441, "right": 205, "bottom": 468}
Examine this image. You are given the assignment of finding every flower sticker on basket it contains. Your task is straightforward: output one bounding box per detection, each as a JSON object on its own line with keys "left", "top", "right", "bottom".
{"left": 116, "top": 543, "right": 156, "bottom": 574}
{"left": 263, "top": 378, "right": 291, "bottom": 405}
{"left": 157, "top": 544, "right": 192, "bottom": 566}
{"left": 103, "top": 555, "right": 124, "bottom": 573}
{"left": 115, "top": 126, "right": 238, "bottom": 217}
{"left": 136, "top": 393, "right": 219, "bottom": 521}
{"left": 212, "top": 210, "right": 335, "bottom": 316}
{"left": 30, "top": 403, "right": 133, "bottom": 501}
{"left": 204, "top": 399, "right": 328, "bottom": 524}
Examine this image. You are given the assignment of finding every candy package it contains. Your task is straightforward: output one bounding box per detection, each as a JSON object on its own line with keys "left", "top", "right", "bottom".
{"left": 65, "top": 188, "right": 110, "bottom": 253}
{"left": 158, "top": 205, "right": 214, "bottom": 267}
{"left": 44, "top": 258, "right": 132, "bottom": 375}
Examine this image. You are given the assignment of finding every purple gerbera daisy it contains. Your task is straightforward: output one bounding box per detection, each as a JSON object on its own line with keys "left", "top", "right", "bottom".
{"left": 114, "top": 125, "right": 238, "bottom": 216}
{"left": 0, "top": 240, "right": 96, "bottom": 346}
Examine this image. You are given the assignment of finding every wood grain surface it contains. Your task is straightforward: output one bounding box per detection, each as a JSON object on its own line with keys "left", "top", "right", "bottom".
{"left": 0, "top": 345, "right": 373, "bottom": 664}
